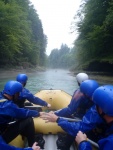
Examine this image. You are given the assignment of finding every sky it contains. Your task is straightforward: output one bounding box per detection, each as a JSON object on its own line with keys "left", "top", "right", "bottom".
{"left": 30, "top": 0, "right": 81, "bottom": 55}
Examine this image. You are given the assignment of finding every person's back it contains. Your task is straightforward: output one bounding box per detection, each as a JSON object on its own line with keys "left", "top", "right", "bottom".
{"left": 16, "top": 74, "right": 51, "bottom": 108}
{"left": 54, "top": 73, "right": 95, "bottom": 150}
{"left": 41, "top": 79, "right": 100, "bottom": 150}
{"left": 55, "top": 73, "right": 92, "bottom": 119}
{"left": 55, "top": 89, "right": 93, "bottom": 119}
{"left": 75, "top": 85, "right": 113, "bottom": 150}
{"left": 0, "top": 80, "right": 40, "bottom": 150}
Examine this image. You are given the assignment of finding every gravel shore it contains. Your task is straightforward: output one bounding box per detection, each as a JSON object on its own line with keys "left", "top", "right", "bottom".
{"left": 0, "top": 67, "right": 45, "bottom": 79}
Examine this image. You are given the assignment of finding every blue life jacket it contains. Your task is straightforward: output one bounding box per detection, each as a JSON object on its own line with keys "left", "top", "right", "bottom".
{"left": 55, "top": 89, "right": 93, "bottom": 118}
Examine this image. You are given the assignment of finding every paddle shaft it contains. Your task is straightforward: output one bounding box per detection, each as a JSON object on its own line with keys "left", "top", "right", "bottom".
{"left": 87, "top": 138, "right": 99, "bottom": 148}
{"left": 60, "top": 117, "right": 81, "bottom": 122}
{"left": 25, "top": 105, "right": 44, "bottom": 108}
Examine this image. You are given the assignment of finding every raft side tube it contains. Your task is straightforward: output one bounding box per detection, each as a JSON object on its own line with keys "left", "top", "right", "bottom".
{"left": 9, "top": 135, "right": 25, "bottom": 148}
{"left": 34, "top": 90, "right": 72, "bottom": 134}
{"left": 34, "top": 90, "right": 72, "bottom": 110}
{"left": 34, "top": 117, "right": 65, "bottom": 134}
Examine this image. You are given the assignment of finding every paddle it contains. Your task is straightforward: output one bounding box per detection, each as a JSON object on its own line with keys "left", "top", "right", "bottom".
{"left": 60, "top": 117, "right": 81, "bottom": 122}
{"left": 24, "top": 105, "right": 52, "bottom": 108}
{"left": 87, "top": 138, "right": 99, "bottom": 148}
{"left": 25, "top": 105, "right": 44, "bottom": 108}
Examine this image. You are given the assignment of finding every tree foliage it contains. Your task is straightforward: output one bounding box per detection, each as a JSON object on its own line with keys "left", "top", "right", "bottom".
{"left": 48, "top": 44, "right": 75, "bottom": 69}
{"left": 0, "top": 0, "right": 47, "bottom": 67}
{"left": 73, "top": 0, "right": 113, "bottom": 71}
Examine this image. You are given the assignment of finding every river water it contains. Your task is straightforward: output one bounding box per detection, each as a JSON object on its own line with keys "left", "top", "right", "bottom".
{"left": 0, "top": 69, "right": 113, "bottom": 95}
{"left": 0, "top": 69, "right": 77, "bottom": 95}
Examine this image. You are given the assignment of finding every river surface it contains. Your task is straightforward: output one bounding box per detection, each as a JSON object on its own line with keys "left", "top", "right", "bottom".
{"left": 0, "top": 69, "right": 77, "bottom": 95}
{"left": 0, "top": 69, "right": 113, "bottom": 95}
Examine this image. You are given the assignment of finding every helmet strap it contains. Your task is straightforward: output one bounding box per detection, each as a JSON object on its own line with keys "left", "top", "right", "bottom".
{"left": 96, "top": 105, "right": 106, "bottom": 118}
{"left": 100, "top": 112, "right": 106, "bottom": 117}
{"left": 23, "top": 83, "right": 26, "bottom": 87}
{"left": 12, "top": 93, "right": 19, "bottom": 102}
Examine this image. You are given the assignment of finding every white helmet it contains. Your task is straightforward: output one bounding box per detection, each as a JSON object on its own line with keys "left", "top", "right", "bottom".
{"left": 76, "top": 73, "right": 89, "bottom": 84}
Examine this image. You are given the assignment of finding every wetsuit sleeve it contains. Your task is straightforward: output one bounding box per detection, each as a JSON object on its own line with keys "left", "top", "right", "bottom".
{"left": 0, "top": 143, "right": 33, "bottom": 150}
{"left": 55, "top": 107, "right": 73, "bottom": 117}
{"left": 98, "top": 135, "right": 113, "bottom": 150}
{"left": 57, "top": 106, "right": 103, "bottom": 137}
{"left": 0, "top": 136, "right": 33, "bottom": 150}
{"left": 78, "top": 141, "right": 92, "bottom": 150}
{"left": 55, "top": 89, "right": 84, "bottom": 117}
{"left": 3, "top": 101, "right": 40, "bottom": 118}
{"left": 21, "top": 88, "right": 48, "bottom": 106}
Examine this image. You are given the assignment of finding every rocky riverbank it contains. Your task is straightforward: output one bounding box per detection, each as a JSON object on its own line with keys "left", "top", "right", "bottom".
{"left": 0, "top": 66, "right": 46, "bottom": 79}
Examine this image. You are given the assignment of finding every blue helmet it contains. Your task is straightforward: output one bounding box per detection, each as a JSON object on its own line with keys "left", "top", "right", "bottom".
{"left": 16, "top": 74, "right": 28, "bottom": 84}
{"left": 4, "top": 81, "right": 22, "bottom": 96}
{"left": 93, "top": 85, "right": 113, "bottom": 116}
{"left": 80, "top": 79, "right": 99, "bottom": 98}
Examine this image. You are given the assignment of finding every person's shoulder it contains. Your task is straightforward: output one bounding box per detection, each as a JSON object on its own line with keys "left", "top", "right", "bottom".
{"left": 23, "top": 88, "right": 30, "bottom": 93}
{"left": 76, "top": 88, "right": 84, "bottom": 96}
{"left": 0, "top": 99, "right": 13, "bottom": 107}
{"left": 72, "top": 88, "right": 84, "bottom": 100}
{"left": 98, "top": 134, "right": 113, "bottom": 148}
{"left": 73, "top": 88, "right": 80, "bottom": 94}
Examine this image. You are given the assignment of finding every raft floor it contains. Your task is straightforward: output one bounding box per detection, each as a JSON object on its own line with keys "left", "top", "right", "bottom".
{"left": 41, "top": 134, "right": 76, "bottom": 150}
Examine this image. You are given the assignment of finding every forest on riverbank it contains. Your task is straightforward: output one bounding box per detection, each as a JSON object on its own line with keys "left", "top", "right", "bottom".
{"left": 0, "top": 0, "right": 47, "bottom": 68}
{"left": 1, "top": 0, "right": 113, "bottom": 73}
{"left": 48, "top": 0, "right": 113, "bottom": 73}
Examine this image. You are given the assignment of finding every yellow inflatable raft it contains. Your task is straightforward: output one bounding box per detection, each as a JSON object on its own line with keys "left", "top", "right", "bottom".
{"left": 9, "top": 89, "right": 71, "bottom": 147}
{"left": 34, "top": 90, "right": 72, "bottom": 134}
{"left": 9, "top": 89, "right": 98, "bottom": 150}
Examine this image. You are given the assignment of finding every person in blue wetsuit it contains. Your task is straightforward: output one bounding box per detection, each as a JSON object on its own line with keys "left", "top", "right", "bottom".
{"left": 0, "top": 80, "right": 43, "bottom": 150}
{"left": 0, "top": 137, "right": 40, "bottom": 150}
{"left": 52, "top": 73, "right": 93, "bottom": 149}
{"left": 15, "top": 74, "right": 51, "bottom": 108}
{"left": 41, "top": 80, "right": 99, "bottom": 150}
{"left": 75, "top": 85, "right": 113, "bottom": 150}
{"left": 55, "top": 72, "right": 93, "bottom": 119}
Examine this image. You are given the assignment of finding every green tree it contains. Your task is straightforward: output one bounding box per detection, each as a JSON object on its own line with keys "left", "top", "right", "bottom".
{"left": 73, "top": 0, "right": 112, "bottom": 71}
{"left": 0, "top": 0, "right": 47, "bottom": 67}
{"left": 48, "top": 44, "right": 73, "bottom": 68}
